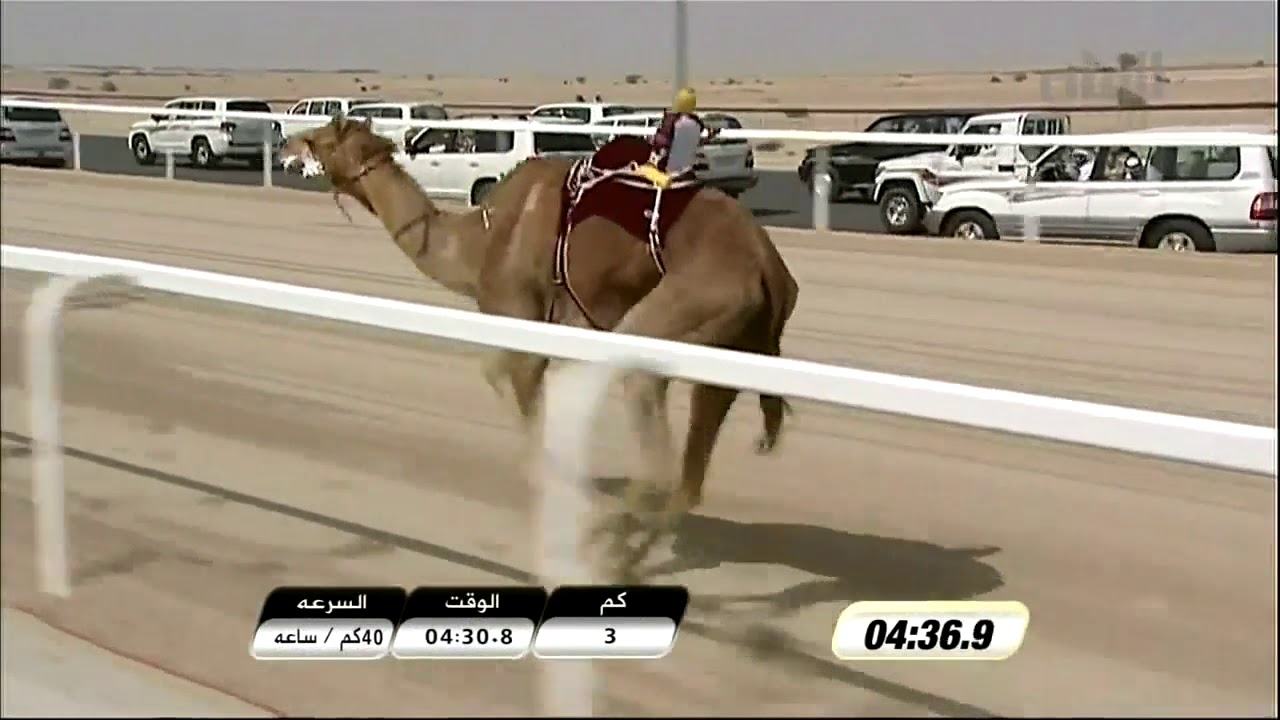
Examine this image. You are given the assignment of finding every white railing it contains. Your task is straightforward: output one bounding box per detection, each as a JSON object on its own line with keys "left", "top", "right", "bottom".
{"left": 4, "top": 243, "right": 1274, "bottom": 715}
{"left": 5, "top": 244, "right": 1272, "bottom": 475}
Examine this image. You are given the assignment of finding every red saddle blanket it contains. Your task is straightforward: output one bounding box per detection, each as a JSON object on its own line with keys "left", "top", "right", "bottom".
{"left": 555, "top": 136, "right": 700, "bottom": 281}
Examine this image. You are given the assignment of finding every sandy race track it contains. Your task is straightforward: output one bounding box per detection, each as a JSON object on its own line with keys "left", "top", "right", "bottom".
{"left": 1, "top": 167, "right": 1276, "bottom": 716}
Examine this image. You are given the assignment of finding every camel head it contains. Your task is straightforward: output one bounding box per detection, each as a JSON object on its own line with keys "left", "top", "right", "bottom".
{"left": 280, "top": 115, "right": 398, "bottom": 205}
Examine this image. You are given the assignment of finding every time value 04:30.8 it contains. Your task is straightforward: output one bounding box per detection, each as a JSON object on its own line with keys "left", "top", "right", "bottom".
{"left": 423, "top": 627, "right": 515, "bottom": 645}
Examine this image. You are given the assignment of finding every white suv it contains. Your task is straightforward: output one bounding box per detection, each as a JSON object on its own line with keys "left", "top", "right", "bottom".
{"left": 128, "top": 97, "right": 281, "bottom": 168}
{"left": 396, "top": 116, "right": 596, "bottom": 206}
{"left": 873, "top": 111, "right": 1070, "bottom": 234}
{"left": 923, "top": 127, "right": 1277, "bottom": 253}
{"left": 280, "top": 96, "right": 384, "bottom": 139}
{"left": 1, "top": 98, "right": 73, "bottom": 167}
{"left": 529, "top": 102, "right": 640, "bottom": 125}
{"left": 345, "top": 102, "right": 449, "bottom": 151}
{"left": 593, "top": 111, "right": 758, "bottom": 197}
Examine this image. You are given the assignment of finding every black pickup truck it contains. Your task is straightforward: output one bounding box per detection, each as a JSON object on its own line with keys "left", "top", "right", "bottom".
{"left": 797, "top": 112, "right": 978, "bottom": 201}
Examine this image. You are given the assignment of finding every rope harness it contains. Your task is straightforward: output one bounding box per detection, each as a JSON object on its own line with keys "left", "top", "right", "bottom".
{"left": 323, "top": 151, "right": 490, "bottom": 257}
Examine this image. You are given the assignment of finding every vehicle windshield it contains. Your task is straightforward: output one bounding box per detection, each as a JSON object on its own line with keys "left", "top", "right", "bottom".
{"left": 2, "top": 106, "right": 63, "bottom": 122}
{"left": 1269, "top": 147, "right": 1277, "bottom": 180}
{"left": 602, "top": 106, "right": 639, "bottom": 117}
{"left": 534, "top": 131, "right": 596, "bottom": 153}
{"left": 227, "top": 100, "right": 272, "bottom": 114}
{"left": 704, "top": 114, "right": 746, "bottom": 145}
{"left": 411, "top": 104, "right": 447, "bottom": 120}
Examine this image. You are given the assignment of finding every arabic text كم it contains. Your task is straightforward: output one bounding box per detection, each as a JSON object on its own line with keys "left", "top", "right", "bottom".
{"left": 295, "top": 594, "right": 369, "bottom": 615}
{"left": 444, "top": 593, "right": 501, "bottom": 614}
{"left": 599, "top": 591, "right": 628, "bottom": 616}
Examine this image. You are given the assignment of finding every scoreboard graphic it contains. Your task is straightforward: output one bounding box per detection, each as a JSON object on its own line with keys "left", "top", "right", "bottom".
{"left": 249, "top": 585, "right": 689, "bottom": 661}
{"left": 250, "top": 587, "right": 1028, "bottom": 662}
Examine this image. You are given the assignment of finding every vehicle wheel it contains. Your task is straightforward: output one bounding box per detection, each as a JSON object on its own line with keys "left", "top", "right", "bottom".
{"left": 190, "top": 137, "right": 219, "bottom": 168}
{"left": 878, "top": 185, "right": 923, "bottom": 234}
{"left": 470, "top": 179, "right": 497, "bottom": 206}
{"left": 941, "top": 210, "right": 999, "bottom": 241}
{"left": 1142, "top": 218, "right": 1214, "bottom": 253}
{"left": 131, "top": 135, "right": 155, "bottom": 166}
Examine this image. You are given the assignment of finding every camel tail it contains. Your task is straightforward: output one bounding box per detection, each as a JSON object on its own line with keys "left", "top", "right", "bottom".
{"left": 755, "top": 229, "right": 800, "bottom": 455}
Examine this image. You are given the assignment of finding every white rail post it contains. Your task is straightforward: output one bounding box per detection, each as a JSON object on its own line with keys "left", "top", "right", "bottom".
{"left": 25, "top": 272, "right": 138, "bottom": 597}
{"left": 164, "top": 150, "right": 175, "bottom": 180}
{"left": 535, "top": 359, "right": 614, "bottom": 717}
{"left": 71, "top": 132, "right": 81, "bottom": 171}
{"left": 812, "top": 146, "right": 831, "bottom": 232}
{"left": 262, "top": 139, "right": 273, "bottom": 188}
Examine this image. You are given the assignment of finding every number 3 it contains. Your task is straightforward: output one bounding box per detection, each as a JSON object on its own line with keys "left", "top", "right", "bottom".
{"left": 604, "top": 628, "right": 616, "bottom": 644}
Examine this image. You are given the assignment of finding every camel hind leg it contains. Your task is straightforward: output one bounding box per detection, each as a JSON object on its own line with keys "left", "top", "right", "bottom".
{"left": 592, "top": 276, "right": 757, "bottom": 581}
{"left": 674, "top": 290, "right": 794, "bottom": 516}
{"left": 675, "top": 383, "right": 739, "bottom": 512}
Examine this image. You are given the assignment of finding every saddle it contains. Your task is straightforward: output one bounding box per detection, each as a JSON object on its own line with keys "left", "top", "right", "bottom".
{"left": 552, "top": 136, "right": 701, "bottom": 327}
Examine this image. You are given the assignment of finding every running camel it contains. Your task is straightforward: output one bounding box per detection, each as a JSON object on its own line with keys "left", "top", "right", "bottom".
{"left": 279, "top": 111, "right": 799, "bottom": 580}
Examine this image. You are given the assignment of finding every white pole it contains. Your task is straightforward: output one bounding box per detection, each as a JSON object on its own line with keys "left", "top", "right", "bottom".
{"left": 1023, "top": 213, "right": 1041, "bottom": 244}
{"left": 164, "top": 150, "right": 175, "bottom": 180}
{"left": 71, "top": 132, "right": 81, "bottom": 171}
{"left": 535, "top": 360, "right": 614, "bottom": 717}
{"left": 262, "top": 139, "right": 273, "bottom": 188}
{"left": 674, "top": 0, "right": 689, "bottom": 92}
{"left": 24, "top": 272, "right": 138, "bottom": 598}
{"left": 812, "top": 147, "right": 831, "bottom": 232}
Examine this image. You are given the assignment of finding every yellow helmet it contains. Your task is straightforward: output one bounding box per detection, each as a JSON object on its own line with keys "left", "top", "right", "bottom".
{"left": 672, "top": 87, "right": 697, "bottom": 114}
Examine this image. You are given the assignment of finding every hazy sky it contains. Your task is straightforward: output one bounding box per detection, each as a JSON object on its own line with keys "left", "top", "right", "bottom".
{"left": 1, "top": 1, "right": 1276, "bottom": 77}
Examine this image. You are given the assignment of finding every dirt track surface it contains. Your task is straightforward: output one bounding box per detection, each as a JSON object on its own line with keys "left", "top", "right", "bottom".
{"left": 1, "top": 167, "right": 1276, "bottom": 716}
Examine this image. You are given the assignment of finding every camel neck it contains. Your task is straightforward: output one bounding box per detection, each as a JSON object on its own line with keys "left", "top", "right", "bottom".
{"left": 355, "top": 162, "right": 488, "bottom": 299}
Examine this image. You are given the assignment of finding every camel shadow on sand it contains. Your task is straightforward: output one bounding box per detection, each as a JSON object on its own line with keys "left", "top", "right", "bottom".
{"left": 591, "top": 477, "right": 1005, "bottom": 619}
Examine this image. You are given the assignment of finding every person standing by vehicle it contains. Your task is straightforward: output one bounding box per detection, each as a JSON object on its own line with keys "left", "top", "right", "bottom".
{"left": 636, "top": 87, "right": 716, "bottom": 189}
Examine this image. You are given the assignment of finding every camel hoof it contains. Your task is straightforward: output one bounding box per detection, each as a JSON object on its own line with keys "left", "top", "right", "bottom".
{"left": 754, "top": 432, "right": 778, "bottom": 455}
{"left": 669, "top": 486, "right": 702, "bottom": 514}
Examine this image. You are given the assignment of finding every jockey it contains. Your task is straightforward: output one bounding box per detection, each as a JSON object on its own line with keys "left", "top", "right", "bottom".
{"left": 635, "top": 87, "right": 715, "bottom": 189}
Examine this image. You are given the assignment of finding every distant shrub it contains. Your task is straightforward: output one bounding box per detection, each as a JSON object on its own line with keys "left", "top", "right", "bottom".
{"left": 369, "top": 84, "right": 381, "bottom": 91}
{"left": 989, "top": 75, "right": 1002, "bottom": 83}
{"left": 1013, "top": 71, "right": 1028, "bottom": 82}
{"left": 1254, "top": 59, "right": 1266, "bottom": 67}
{"left": 425, "top": 73, "right": 435, "bottom": 81}
{"left": 1117, "top": 52, "right": 1140, "bottom": 71}
{"left": 1116, "top": 87, "right": 1147, "bottom": 108}
{"left": 575, "top": 76, "right": 586, "bottom": 84}
{"left": 624, "top": 73, "right": 643, "bottom": 85}
{"left": 100, "top": 79, "right": 118, "bottom": 92}
{"left": 359, "top": 85, "right": 367, "bottom": 92}
{"left": 1154, "top": 74, "right": 1171, "bottom": 84}
{"left": 782, "top": 109, "right": 809, "bottom": 119}
{"left": 47, "top": 76, "right": 71, "bottom": 90}
{"left": 184, "top": 83, "right": 193, "bottom": 91}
